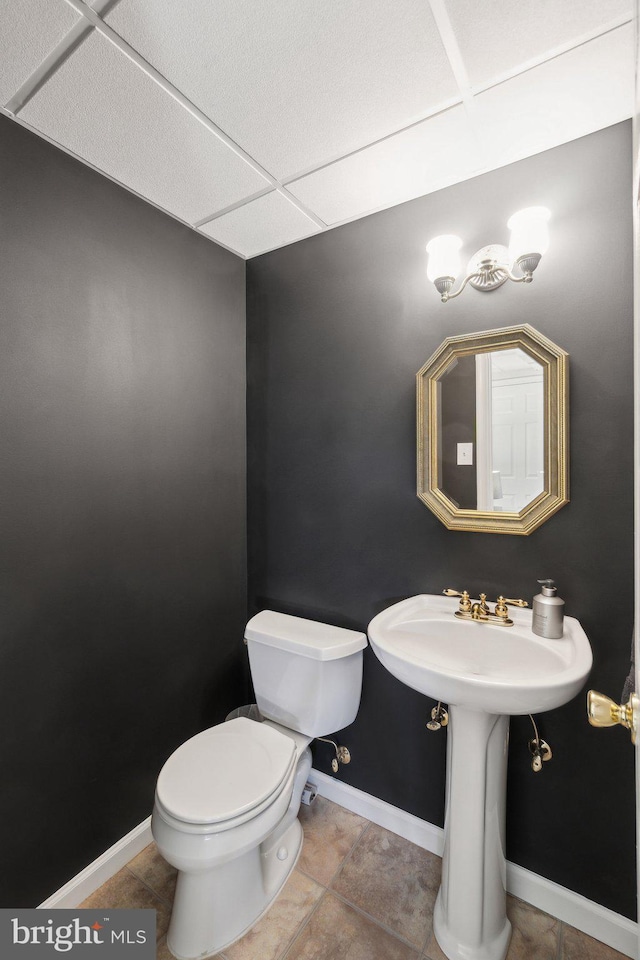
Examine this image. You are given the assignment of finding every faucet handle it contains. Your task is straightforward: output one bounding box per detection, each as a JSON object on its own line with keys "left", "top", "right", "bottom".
{"left": 443, "top": 588, "right": 472, "bottom": 613}
{"left": 494, "top": 596, "right": 529, "bottom": 619}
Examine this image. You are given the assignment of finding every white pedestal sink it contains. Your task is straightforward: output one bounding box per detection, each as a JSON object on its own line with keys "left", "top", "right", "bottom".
{"left": 368, "top": 594, "right": 592, "bottom": 960}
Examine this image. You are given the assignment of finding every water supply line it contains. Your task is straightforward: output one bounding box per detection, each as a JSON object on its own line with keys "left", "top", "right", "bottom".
{"left": 427, "top": 702, "right": 449, "bottom": 731}
{"left": 528, "top": 714, "right": 552, "bottom": 772}
{"left": 317, "top": 736, "right": 351, "bottom": 773}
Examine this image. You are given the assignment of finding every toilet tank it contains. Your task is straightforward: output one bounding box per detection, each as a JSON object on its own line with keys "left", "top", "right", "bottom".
{"left": 244, "top": 611, "right": 367, "bottom": 737}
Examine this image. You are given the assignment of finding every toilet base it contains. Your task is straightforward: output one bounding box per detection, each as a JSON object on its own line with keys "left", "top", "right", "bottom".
{"left": 166, "top": 818, "right": 303, "bottom": 960}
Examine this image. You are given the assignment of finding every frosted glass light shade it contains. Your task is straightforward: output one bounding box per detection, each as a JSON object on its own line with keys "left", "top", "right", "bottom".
{"left": 507, "top": 207, "right": 550, "bottom": 263}
{"left": 426, "top": 234, "right": 462, "bottom": 281}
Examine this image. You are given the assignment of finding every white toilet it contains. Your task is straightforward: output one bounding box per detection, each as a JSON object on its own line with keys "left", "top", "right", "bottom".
{"left": 151, "top": 610, "right": 367, "bottom": 960}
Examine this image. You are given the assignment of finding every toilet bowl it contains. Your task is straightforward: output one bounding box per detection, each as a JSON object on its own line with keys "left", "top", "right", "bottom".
{"left": 152, "top": 611, "right": 367, "bottom": 960}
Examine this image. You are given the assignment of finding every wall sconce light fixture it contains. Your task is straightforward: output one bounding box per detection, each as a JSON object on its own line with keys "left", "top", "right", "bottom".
{"left": 426, "top": 207, "right": 550, "bottom": 303}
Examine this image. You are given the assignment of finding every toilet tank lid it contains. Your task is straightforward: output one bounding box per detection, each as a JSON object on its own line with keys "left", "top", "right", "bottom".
{"left": 245, "top": 611, "right": 367, "bottom": 661}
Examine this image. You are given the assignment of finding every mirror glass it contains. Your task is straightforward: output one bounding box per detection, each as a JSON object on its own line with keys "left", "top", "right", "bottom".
{"left": 439, "top": 348, "right": 544, "bottom": 513}
{"left": 417, "top": 324, "right": 568, "bottom": 535}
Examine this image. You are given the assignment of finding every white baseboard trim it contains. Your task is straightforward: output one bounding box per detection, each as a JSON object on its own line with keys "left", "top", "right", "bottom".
{"left": 506, "top": 861, "right": 638, "bottom": 958}
{"left": 38, "top": 818, "right": 152, "bottom": 909}
{"left": 309, "top": 770, "right": 638, "bottom": 960}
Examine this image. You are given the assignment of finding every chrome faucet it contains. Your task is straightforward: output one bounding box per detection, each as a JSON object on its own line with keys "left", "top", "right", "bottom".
{"left": 443, "top": 589, "right": 528, "bottom": 626}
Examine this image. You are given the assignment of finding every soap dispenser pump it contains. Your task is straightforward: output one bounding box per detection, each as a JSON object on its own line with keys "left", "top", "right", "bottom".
{"left": 532, "top": 579, "right": 565, "bottom": 639}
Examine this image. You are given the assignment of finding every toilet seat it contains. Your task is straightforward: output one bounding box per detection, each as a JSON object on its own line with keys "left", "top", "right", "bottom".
{"left": 155, "top": 717, "right": 297, "bottom": 830}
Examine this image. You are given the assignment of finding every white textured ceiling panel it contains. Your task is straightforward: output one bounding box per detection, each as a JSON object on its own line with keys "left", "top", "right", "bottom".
{"left": 105, "top": 0, "right": 460, "bottom": 181}
{"left": 473, "top": 25, "right": 634, "bottom": 171}
{"left": 3, "top": 0, "right": 634, "bottom": 259}
{"left": 0, "top": 0, "right": 80, "bottom": 105}
{"left": 20, "top": 30, "right": 270, "bottom": 224}
{"left": 446, "top": 0, "right": 633, "bottom": 89}
{"left": 287, "top": 105, "right": 480, "bottom": 226}
{"left": 198, "top": 191, "right": 321, "bottom": 258}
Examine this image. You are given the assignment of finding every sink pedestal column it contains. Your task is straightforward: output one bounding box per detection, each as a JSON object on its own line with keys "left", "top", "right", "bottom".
{"left": 433, "top": 706, "right": 511, "bottom": 960}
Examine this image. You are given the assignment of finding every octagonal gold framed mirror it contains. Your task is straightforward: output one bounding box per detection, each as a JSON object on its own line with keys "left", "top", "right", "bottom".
{"left": 417, "top": 324, "right": 569, "bottom": 535}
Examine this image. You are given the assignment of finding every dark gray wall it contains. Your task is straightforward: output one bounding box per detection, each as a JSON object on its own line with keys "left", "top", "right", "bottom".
{"left": 247, "top": 122, "right": 635, "bottom": 918}
{"left": 0, "top": 116, "right": 248, "bottom": 906}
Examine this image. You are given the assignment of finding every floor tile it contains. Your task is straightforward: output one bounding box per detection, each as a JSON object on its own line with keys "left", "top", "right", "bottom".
{"left": 331, "top": 823, "right": 439, "bottom": 949}
{"left": 285, "top": 892, "right": 420, "bottom": 960}
{"left": 126, "top": 843, "right": 177, "bottom": 904}
{"left": 155, "top": 938, "right": 171, "bottom": 960}
{"left": 506, "top": 897, "right": 559, "bottom": 960}
{"left": 156, "top": 935, "right": 225, "bottom": 960}
{"left": 562, "top": 924, "right": 629, "bottom": 960}
{"left": 156, "top": 934, "right": 226, "bottom": 960}
{"left": 224, "top": 869, "right": 323, "bottom": 960}
{"left": 297, "top": 797, "right": 368, "bottom": 886}
{"left": 79, "top": 866, "right": 171, "bottom": 941}
{"left": 422, "top": 933, "right": 447, "bottom": 960}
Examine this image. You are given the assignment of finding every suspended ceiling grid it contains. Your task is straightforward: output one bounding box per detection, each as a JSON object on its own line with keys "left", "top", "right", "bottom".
{"left": 1, "top": 0, "right": 634, "bottom": 259}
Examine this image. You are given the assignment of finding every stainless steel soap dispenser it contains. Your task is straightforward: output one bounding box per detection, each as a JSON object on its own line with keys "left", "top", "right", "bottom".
{"left": 532, "top": 579, "right": 565, "bottom": 639}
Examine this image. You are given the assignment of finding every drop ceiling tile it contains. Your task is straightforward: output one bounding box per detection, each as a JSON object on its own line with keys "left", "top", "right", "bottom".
{"left": 105, "top": 0, "right": 460, "bottom": 180}
{"left": 287, "top": 105, "right": 480, "bottom": 225}
{"left": 20, "top": 30, "right": 270, "bottom": 224}
{"left": 198, "top": 192, "right": 321, "bottom": 258}
{"left": 0, "top": 0, "right": 81, "bottom": 105}
{"left": 472, "top": 25, "right": 634, "bottom": 170}
{"left": 446, "top": 0, "right": 633, "bottom": 89}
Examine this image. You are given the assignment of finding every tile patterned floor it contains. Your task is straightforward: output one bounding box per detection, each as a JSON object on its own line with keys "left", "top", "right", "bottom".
{"left": 80, "top": 798, "right": 628, "bottom": 960}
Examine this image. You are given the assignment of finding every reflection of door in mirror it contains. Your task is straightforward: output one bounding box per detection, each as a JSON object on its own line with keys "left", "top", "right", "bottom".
{"left": 476, "top": 349, "right": 544, "bottom": 513}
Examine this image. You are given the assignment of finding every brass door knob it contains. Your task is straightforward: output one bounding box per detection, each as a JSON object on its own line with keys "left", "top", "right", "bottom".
{"left": 587, "top": 690, "right": 639, "bottom": 744}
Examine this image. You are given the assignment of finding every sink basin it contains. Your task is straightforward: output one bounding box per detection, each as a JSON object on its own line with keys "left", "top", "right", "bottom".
{"left": 367, "top": 593, "right": 592, "bottom": 960}
{"left": 368, "top": 593, "right": 592, "bottom": 715}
